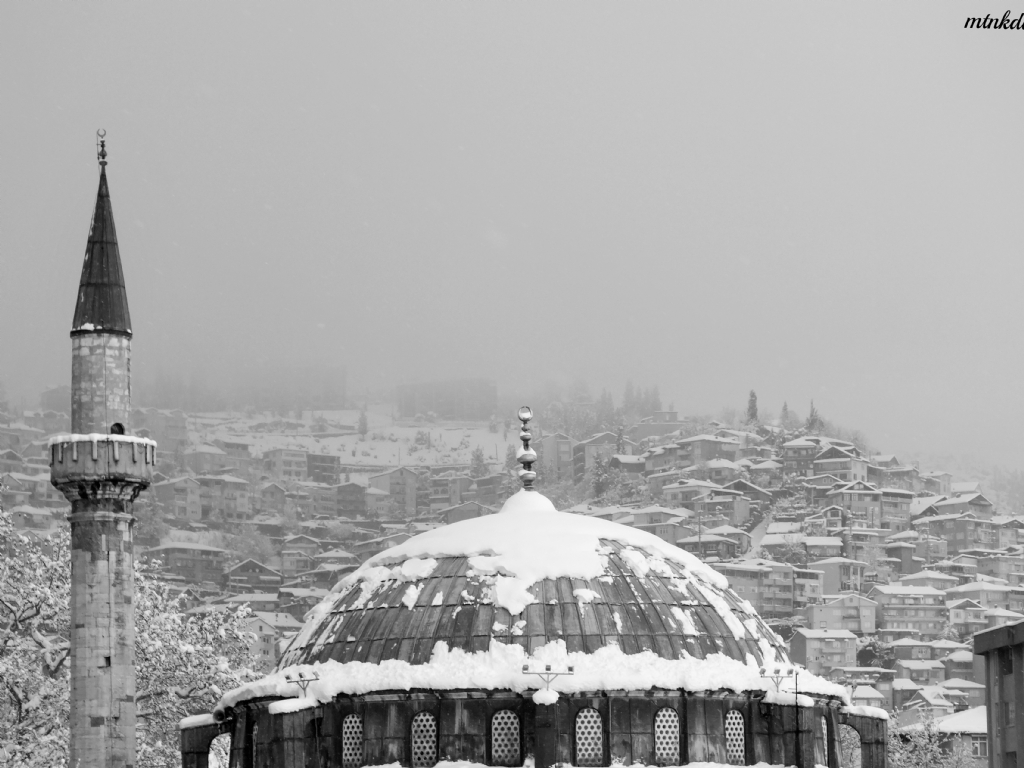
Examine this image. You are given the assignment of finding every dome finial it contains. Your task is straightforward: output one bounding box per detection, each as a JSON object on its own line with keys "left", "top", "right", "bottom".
{"left": 96, "top": 129, "right": 108, "bottom": 168}
{"left": 516, "top": 406, "right": 537, "bottom": 490}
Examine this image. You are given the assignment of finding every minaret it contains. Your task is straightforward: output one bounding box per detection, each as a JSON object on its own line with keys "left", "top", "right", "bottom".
{"left": 50, "top": 133, "right": 155, "bottom": 768}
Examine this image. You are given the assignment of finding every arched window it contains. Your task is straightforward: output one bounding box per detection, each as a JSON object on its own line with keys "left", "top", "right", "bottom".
{"left": 725, "top": 710, "right": 745, "bottom": 765}
{"left": 654, "top": 708, "right": 680, "bottom": 766}
{"left": 208, "top": 733, "right": 231, "bottom": 768}
{"left": 491, "top": 710, "right": 521, "bottom": 766}
{"left": 342, "top": 714, "right": 364, "bottom": 768}
{"left": 411, "top": 712, "right": 438, "bottom": 768}
{"left": 575, "top": 708, "right": 604, "bottom": 767}
{"left": 839, "top": 724, "right": 862, "bottom": 768}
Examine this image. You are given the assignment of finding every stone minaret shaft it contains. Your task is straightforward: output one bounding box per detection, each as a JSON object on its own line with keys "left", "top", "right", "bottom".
{"left": 52, "top": 139, "right": 153, "bottom": 768}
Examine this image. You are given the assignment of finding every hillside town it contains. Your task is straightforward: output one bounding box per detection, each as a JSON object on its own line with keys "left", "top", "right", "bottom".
{"left": 0, "top": 382, "right": 1016, "bottom": 757}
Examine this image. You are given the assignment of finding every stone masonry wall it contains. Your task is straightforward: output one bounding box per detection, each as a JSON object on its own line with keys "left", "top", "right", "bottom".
{"left": 68, "top": 504, "right": 136, "bottom": 768}
{"left": 71, "top": 333, "right": 132, "bottom": 434}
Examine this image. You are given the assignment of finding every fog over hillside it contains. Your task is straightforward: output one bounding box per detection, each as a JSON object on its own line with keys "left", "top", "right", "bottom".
{"left": 2, "top": 3, "right": 1023, "bottom": 466}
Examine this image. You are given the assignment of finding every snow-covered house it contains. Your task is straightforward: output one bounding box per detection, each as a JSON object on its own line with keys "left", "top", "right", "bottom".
{"left": 180, "top": 410, "right": 888, "bottom": 768}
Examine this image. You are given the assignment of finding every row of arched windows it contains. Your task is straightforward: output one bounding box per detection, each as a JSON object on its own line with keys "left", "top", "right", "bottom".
{"left": 333, "top": 707, "right": 753, "bottom": 768}
{"left": 337, "top": 711, "right": 522, "bottom": 768}
{"left": 574, "top": 707, "right": 746, "bottom": 767}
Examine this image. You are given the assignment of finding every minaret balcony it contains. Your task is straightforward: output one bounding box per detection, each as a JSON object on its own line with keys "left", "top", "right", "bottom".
{"left": 49, "top": 434, "right": 157, "bottom": 495}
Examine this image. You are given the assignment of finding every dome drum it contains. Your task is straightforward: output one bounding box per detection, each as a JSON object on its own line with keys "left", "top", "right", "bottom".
{"left": 183, "top": 689, "right": 886, "bottom": 768}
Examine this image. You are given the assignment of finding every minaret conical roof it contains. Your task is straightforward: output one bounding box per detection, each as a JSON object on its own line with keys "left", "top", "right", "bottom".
{"left": 71, "top": 166, "right": 132, "bottom": 335}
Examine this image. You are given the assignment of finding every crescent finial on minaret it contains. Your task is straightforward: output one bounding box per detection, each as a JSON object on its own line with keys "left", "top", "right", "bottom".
{"left": 97, "top": 129, "right": 107, "bottom": 167}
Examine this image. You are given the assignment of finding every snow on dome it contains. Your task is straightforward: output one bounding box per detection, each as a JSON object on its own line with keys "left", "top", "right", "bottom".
{"left": 498, "top": 488, "right": 557, "bottom": 515}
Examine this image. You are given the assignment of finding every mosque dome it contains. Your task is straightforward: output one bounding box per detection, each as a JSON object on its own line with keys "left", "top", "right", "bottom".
{"left": 277, "top": 488, "right": 791, "bottom": 675}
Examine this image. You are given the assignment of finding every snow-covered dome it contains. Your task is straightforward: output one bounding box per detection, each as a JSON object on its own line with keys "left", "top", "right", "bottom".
{"left": 276, "top": 489, "right": 790, "bottom": 674}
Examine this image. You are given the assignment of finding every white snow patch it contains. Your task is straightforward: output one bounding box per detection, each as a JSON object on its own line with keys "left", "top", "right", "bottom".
{"left": 613, "top": 611, "right": 624, "bottom": 633}
{"left": 671, "top": 607, "right": 699, "bottom": 636}
{"left": 532, "top": 689, "right": 559, "bottom": 705}
{"left": 217, "top": 639, "right": 847, "bottom": 717}
{"left": 343, "top": 494, "right": 727, "bottom": 591}
{"left": 573, "top": 588, "right": 601, "bottom": 604}
{"left": 402, "top": 584, "right": 423, "bottom": 609}
{"left": 492, "top": 576, "right": 536, "bottom": 615}
{"left": 841, "top": 705, "right": 890, "bottom": 720}
{"left": 695, "top": 583, "right": 748, "bottom": 640}
{"left": 431, "top": 592, "right": 444, "bottom": 606}
{"left": 268, "top": 697, "right": 320, "bottom": 715}
{"left": 179, "top": 713, "right": 217, "bottom": 730}
{"left": 399, "top": 558, "right": 438, "bottom": 581}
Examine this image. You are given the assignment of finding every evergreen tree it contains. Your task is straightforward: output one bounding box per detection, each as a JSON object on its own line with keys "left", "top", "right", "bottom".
{"left": 806, "top": 400, "right": 822, "bottom": 432}
{"left": 504, "top": 444, "right": 517, "bottom": 472}
{"left": 470, "top": 446, "right": 488, "bottom": 478}
{"left": 780, "top": 401, "right": 789, "bottom": 426}
{"left": 591, "top": 455, "right": 611, "bottom": 499}
{"left": 358, "top": 407, "right": 368, "bottom": 439}
{"left": 746, "top": 390, "right": 758, "bottom": 424}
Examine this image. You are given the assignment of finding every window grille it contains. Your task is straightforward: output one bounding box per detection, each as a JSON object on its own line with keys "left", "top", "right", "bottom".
{"left": 654, "top": 708, "right": 680, "bottom": 766}
{"left": 575, "top": 708, "right": 604, "bottom": 767}
{"left": 411, "top": 712, "right": 437, "bottom": 768}
{"left": 342, "top": 715, "right": 363, "bottom": 768}
{"left": 491, "top": 710, "right": 521, "bottom": 766}
{"left": 725, "top": 710, "right": 745, "bottom": 765}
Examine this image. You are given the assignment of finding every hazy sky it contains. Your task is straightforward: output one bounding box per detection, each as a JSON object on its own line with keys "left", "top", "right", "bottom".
{"left": 2, "top": 3, "right": 1022, "bottom": 463}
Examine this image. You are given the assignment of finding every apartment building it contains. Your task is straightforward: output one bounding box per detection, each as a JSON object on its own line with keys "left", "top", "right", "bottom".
{"left": 152, "top": 476, "right": 202, "bottom": 521}
{"left": 809, "top": 557, "right": 867, "bottom": 594}
{"left": 196, "top": 475, "right": 252, "bottom": 523}
{"left": 804, "top": 593, "right": 877, "bottom": 635}
{"left": 868, "top": 584, "right": 947, "bottom": 640}
{"left": 790, "top": 629, "right": 857, "bottom": 675}
{"left": 826, "top": 482, "right": 882, "bottom": 528}
{"left": 880, "top": 487, "right": 915, "bottom": 532}
{"left": 711, "top": 559, "right": 796, "bottom": 619}
{"left": 813, "top": 446, "right": 870, "bottom": 483}
{"left": 264, "top": 448, "right": 309, "bottom": 481}
{"left": 145, "top": 542, "right": 228, "bottom": 584}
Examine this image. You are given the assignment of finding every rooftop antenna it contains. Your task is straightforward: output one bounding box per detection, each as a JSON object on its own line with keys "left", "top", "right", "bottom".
{"left": 96, "top": 129, "right": 108, "bottom": 168}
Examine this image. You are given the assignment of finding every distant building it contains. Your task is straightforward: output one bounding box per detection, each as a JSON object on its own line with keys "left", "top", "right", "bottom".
{"left": 535, "top": 432, "right": 576, "bottom": 481}
{"left": 145, "top": 542, "right": 227, "bottom": 585}
{"left": 152, "top": 477, "right": 202, "bottom": 521}
{"left": 804, "top": 593, "right": 877, "bottom": 635}
{"left": 790, "top": 628, "right": 857, "bottom": 675}
{"left": 809, "top": 557, "right": 867, "bottom": 594}
{"left": 868, "top": 584, "right": 947, "bottom": 640}
{"left": 307, "top": 453, "right": 342, "bottom": 485}
{"left": 264, "top": 448, "right": 309, "bottom": 481}
{"left": 573, "top": 432, "right": 635, "bottom": 480}
{"left": 370, "top": 467, "right": 426, "bottom": 516}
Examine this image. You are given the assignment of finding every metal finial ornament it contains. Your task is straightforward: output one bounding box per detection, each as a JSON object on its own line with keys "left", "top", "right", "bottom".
{"left": 516, "top": 406, "right": 537, "bottom": 490}
{"left": 96, "top": 130, "right": 108, "bottom": 167}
